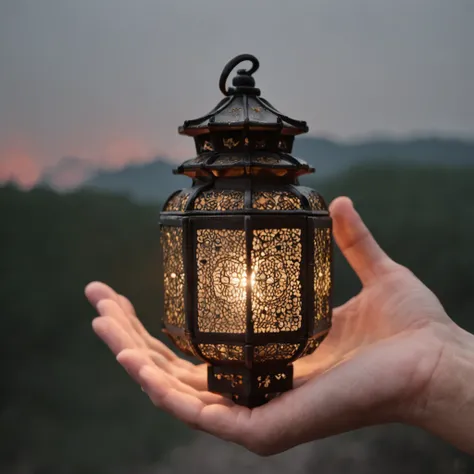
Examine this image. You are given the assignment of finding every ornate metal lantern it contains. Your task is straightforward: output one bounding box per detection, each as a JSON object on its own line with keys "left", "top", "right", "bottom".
{"left": 160, "top": 54, "right": 332, "bottom": 407}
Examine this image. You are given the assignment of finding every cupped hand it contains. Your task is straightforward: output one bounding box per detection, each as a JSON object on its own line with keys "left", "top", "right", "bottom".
{"left": 86, "top": 196, "right": 455, "bottom": 456}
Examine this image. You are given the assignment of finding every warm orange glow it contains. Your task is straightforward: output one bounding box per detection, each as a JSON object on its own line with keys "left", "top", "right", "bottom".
{"left": 0, "top": 145, "right": 40, "bottom": 188}
{"left": 0, "top": 133, "right": 189, "bottom": 188}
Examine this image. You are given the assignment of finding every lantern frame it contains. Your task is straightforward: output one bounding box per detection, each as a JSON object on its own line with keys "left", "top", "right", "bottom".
{"left": 160, "top": 54, "right": 333, "bottom": 407}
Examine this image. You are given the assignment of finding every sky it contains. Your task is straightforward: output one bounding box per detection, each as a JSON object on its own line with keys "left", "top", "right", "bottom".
{"left": 1, "top": 0, "right": 473, "bottom": 186}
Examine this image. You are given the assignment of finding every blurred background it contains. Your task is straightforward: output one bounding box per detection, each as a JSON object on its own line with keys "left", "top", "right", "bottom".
{"left": 1, "top": 0, "right": 474, "bottom": 472}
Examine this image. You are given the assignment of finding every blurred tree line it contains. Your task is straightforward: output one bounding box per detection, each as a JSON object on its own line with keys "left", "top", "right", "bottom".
{"left": 1, "top": 163, "right": 473, "bottom": 473}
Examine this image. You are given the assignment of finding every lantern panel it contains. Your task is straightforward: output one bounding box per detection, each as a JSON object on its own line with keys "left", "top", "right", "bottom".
{"left": 161, "top": 226, "right": 185, "bottom": 328}
{"left": 308, "top": 191, "right": 326, "bottom": 211}
{"left": 208, "top": 365, "right": 293, "bottom": 401}
{"left": 301, "top": 332, "right": 328, "bottom": 357}
{"left": 196, "top": 228, "right": 247, "bottom": 333}
{"left": 314, "top": 227, "right": 332, "bottom": 324}
{"left": 193, "top": 189, "right": 245, "bottom": 211}
{"left": 164, "top": 190, "right": 191, "bottom": 212}
{"left": 211, "top": 370, "right": 244, "bottom": 390}
{"left": 173, "top": 335, "right": 196, "bottom": 357}
{"left": 179, "top": 151, "right": 309, "bottom": 175}
{"left": 253, "top": 343, "right": 300, "bottom": 363}
{"left": 197, "top": 344, "right": 245, "bottom": 362}
{"left": 251, "top": 191, "right": 302, "bottom": 210}
{"left": 251, "top": 228, "right": 302, "bottom": 333}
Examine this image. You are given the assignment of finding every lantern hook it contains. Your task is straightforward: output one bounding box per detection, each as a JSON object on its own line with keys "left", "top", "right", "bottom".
{"left": 219, "top": 54, "right": 261, "bottom": 96}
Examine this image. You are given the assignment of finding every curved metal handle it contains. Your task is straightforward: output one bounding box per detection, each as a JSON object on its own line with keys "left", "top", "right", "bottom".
{"left": 219, "top": 54, "right": 260, "bottom": 96}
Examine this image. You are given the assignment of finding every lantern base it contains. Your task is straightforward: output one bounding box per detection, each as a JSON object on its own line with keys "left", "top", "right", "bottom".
{"left": 207, "top": 364, "right": 293, "bottom": 408}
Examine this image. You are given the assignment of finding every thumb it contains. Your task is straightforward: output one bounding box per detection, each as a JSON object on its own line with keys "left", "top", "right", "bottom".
{"left": 329, "top": 196, "right": 396, "bottom": 286}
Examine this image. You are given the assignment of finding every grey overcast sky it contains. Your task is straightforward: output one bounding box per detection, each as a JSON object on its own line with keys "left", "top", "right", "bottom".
{"left": 1, "top": 0, "right": 473, "bottom": 185}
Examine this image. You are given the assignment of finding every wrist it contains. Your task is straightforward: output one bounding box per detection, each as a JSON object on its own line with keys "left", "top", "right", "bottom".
{"left": 409, "top": 322, "right": 474, "bottom": 454}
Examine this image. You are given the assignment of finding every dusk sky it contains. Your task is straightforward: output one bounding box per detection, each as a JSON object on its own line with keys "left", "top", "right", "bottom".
{"left": 1, "top": 0, "right": 473, "bottom": 186}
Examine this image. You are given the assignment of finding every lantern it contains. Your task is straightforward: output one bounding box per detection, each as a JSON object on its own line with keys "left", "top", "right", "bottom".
{"left": 160, "top": 54, "right": 332, "bottom": 408}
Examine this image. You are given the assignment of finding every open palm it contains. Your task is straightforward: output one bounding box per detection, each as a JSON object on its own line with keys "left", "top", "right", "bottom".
{"left": 86, "top": 197, "right": 452, "bottom": 455}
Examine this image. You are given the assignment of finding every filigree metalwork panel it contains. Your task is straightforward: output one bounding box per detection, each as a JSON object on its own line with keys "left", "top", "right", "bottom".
{"left": 171, "top": 335, "right": 195, "bottom": 357}
{"left": 301, "top": 334, "right": 326, "bottom": 357}
{"left": 161, "top": 226, "right": 185, "bottom": 328}
{"left": 314, "top": 227, "right": 332, "bottom": 322}
{"left": 198, "top": 344, "right": 244, "bottom": 362}
{"left": 200, "top": 141, "right": 214, "bottom": 152}
{"left": 223, "top": 138, "right": 240, "bottom": 149}
{"left": 193, "top": 190, "right": 244, "bottom": 211}
{"left": 196, "top": 229, "right": 247, "bottom": 333}
{"left": 252, "top": 191, "right": 302, "bottom": 210}
{"left": 213, "top": 373, "right": 243, "bottom": 388}
{"left": 308, "top": 191, "right": 326, "bottom": 211}
{"left": 164, "top": 191, "right": 190, "bottom": 212}
{"left": 248, "top": 105, "right": 267, "bottom": 122}
{"left": 252, "top": 228, "right": 302, "bottom": 333}
{"left": 253, "top": 343, "right": 300, "bottom": 363}
{"left": 257, "top": 373, "right": 287, "bottom": 389}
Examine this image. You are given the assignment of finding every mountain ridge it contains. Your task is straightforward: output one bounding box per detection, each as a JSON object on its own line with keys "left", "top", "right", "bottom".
{"left": 48, "top": 136, "right": 474, "bottom": 203}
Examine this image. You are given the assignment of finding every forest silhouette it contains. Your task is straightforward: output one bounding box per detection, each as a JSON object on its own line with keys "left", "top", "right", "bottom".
{"left": 2, "top": 163, "right": 474, "bottom": 473}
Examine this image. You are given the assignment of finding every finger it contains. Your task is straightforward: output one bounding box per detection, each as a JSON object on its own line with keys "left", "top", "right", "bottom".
{"left": 138, "top": 365, "right": 239, "bottom": 430}
{"left": 116, "top": 304, "right": 196, "bottom": 369}
{"left": 116, "top": 349, "right": 164, "bottom": 386}
{"left": 92, "top": 315, "right": 137, "bottom": 355}
{"left": 139, "top": 367, "right": 205, "bottom": 427}
{"left": 117, "top": 346, "right": 205, "bottom": 391}
{"left": 137, "top": 365, "right": 255, "bottom": 447}
{"left": 110, "top": 302, "right": 148, "bottom": 348}
{"left": 117, "top": 294, "right": 154, "bottom": 342}
{"left": 104, "top": 289, "right": 177, "bottom": 361}
{"left": 87, "top": 285, "right": 147, "bottom": 349}
{"left": 85, "top": 282, "right": 192, "bottom": 365}
{"left": 148, "top": 350, "right": 208, "bottom": 390}
{"left": 118, "top": 349, "right": 230, "bottom": 405}
{"left": 330, "top": 197, "right": 396, "bottom": 286}
{"left": 117, "top": 294, "right": 137, "bottom": 316}
{"left": 86, "top": 282, "right": 142, "bottom": 336}
{"left": 85, "top": 281, "right": 119, "bottom": 307}
{"left": 144, "top": 335, "right": 182, "bottom": 363}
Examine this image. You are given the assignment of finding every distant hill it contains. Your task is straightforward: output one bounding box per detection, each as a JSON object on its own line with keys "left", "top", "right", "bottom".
{"left": 40, "top": 156, "right": 99, "bottom": 189}
{"left": 295, "top": 136, "right": 474, "bottom": 175}
{"left": 84, "top": 159, "right": 190, "bottom": 203}
{"left": 82, "top": 136, "right": 474, "bottom": 203}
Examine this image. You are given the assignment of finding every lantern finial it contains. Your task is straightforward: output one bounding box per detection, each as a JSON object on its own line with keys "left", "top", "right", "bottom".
{"left": 219, "top": 54, "right": 261, "bottom": 96}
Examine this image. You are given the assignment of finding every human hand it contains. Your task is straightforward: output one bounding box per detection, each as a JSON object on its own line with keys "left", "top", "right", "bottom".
{"left": 86, "top": 197, "right": 474, "bottom": 455}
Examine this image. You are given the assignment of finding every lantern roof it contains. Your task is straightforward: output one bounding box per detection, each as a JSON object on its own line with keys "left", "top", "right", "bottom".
{"left": 178, "top": 54, "right": 309, "bottom": 137}
{"left": 175, "top": 54, "right": 314, "bottom": 178}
